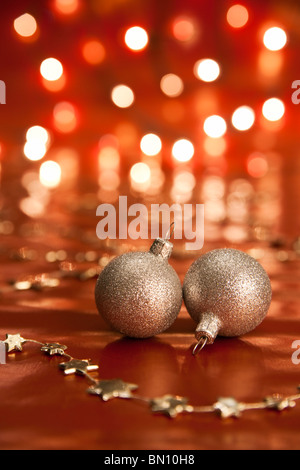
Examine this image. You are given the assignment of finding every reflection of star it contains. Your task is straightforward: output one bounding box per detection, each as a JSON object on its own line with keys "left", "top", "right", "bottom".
{"left": 264, "top": 394, "right": 296, "bottom": 411}
{"left": 4, "top": 334, "right": 26, "bottom": 353}
{"left": 213, "top": 397, "right": 242, "bottom": 419}
{"left": 59, "top": 359, "right": 99, "bottom": 376}
{"left": 150, "top": 395, "right": 190, "bottom": 418}
{"left": 41, "top": 343, "right": 67, "bottom": 356}
{"left": 87, "top": 379, "right": 138, "bottom": 401}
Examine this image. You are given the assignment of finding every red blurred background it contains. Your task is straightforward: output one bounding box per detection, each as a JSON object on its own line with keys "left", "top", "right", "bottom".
{"left": 1, "top": 0, "right": 300, "bottom": 450}
{"left": 1, "top": 0, "right": 300, "bottom": 240}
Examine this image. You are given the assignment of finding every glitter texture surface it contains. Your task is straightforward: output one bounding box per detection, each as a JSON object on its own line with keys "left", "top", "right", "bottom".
{"left": 183, "top": 248, "right": 272, "bottom": 341}
{"left": 95, "top": 250, "right": 183, "bottom": 338}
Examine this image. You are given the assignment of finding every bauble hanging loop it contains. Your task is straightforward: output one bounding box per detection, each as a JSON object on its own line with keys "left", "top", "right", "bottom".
{"left": 95, "top": 226, "right": 182, "bottom": 339}
{"left": 183, "top": 248, "right": 272, "bottom": 355}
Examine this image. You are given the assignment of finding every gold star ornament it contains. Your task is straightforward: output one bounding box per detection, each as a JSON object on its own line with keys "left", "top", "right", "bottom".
{"left": 264, "top": 394, "right": 297, "bottom": 411}
{"left": 41, "top": 343, "right": 68, "bottom": 356}
{"left": 213, "top": 397, "right": 242, "bottom": 419}
{"left": 4, "top": 334, "right": 26, "bottom": 353}
{"left": 59, "top": 359, "right": 99, "bottom": 376}
{"left": 87, "top": 379, "right": 138, "bottom": 401}
{"left": 150, "top": 395, "right": 192, "bottom": 418}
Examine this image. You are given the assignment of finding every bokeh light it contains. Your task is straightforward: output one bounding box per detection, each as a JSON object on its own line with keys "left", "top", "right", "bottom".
{"left": 263, "top": 27, "right": 287, "bottom": 51}
{"left": 160, "top": 74, "right": 184, "bottom": 97}
{"left": 19, "top": 197, "right": 46, "bottom": 218}
{"left": 226, "top": 5, "right": 249, "bottom": 29}
{"left": 39, "top": 161, "right": 62, "bottom": 188}
{"left": 23, "top": 125, "right": 50, "bottom": 161}
{"left": 130, "top": 162, "right": 151, "bottom": 184}
{"left": 170, "top": 168, "right": 195, "bottom": 203}
{"left": 53, "top": 0, "right": 80, "bottom": 15}
{"left": 42, "top": 75, "right": 66, "bottom": 92}
{"left": 262, "top": 98, "right": 285, "bottom": 121}
{"left": 124, "top": 26, "right": 149, "bottom": 51}
{"left": 98, "top": 170, "right": 120, "bottom": 191}
{"left": 203, "top": 115, "right": 227, "bottom": 138}
{"left": 172, "top": 16, "right": 198, "bottom": 42}
{"left": 258, "top": 50, "right": 284, "bottom": 78}
{"left": 172, "top": 139, "right": 194, "bottom": 162}
{"left": 14, "top": 13, "right": 37, "bottom": 38}
{"left": 82, "top": 39, "right": 106, "bottom": 65}
{"left": 98, "top": 146, "right": 120, "bottom": 171}
{"left": 231, "top": 106, "right": 255, "bottom": 131}
{"left": 26, "top": 126, "right": 50, "bottom": 145}
{"left": 40, "top": 58, "right": 63, "bottom": 81}
{"left": 53, "top": 102, "right": 78, "bottom": 133}
{"left": 140, "top": 134, "right": 162, "bottom": 156}
{"left": 247, "top": 153, "right": 269, "bottom": 178}
{"left": 50, "top": 148, "right": 79, "bottom": 186}
{"left": 24, "top": 141, "right": 47, "bottom": 161}
{"left": 111, "top": 85, "right": 135, "bottom": 108}
{"left": 194, "top": 59, "right": 220, "bottom": 82}
{"left": 172, "top": 170, "right": 196, "bottom": 195}
{"left": 203, "top": 137, "right": 227, "bottom": 157}
{"left": 201, "top": 176, "right": 226, "bottom": 224}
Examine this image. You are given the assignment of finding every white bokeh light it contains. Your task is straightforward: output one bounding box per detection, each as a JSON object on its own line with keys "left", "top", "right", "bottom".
{"left": 125, "top": 26, "right": 149, "bottom": 51}
{"left": 140, "top": 133, "right": 162, "bottom": 156}
{"left": 39, "top": 161, "right": 62, "bottom": 188}
{"left": 130, "top": 162, "right": 151, "bottom": 183}
{"left": 26, "top": 126, "right": 50, "bottom": 144}
{"left": 111, "top": 85, "right": 135, "bottom": 108}
{"left": 172, "top": 139, "right": 194, "bottom": 162}
{"left": 262, "top": 98, "right": 285, "bottom": 121}
{"left": 231, "top": 106, "right": 255, "bottom": 131}
{"left": 194, "top": 59, "right": 220, "bottom": 82}
{"left": 24, "top": 141, "right": 47, "bottom": 161}
{"left": 263, "top": 27, "right": 287, "bottom": 51}
{"left": 203, "top": 115, "right": 227, "bottom": 138}
{"left": 40, "top": 58, "right": 63, "bottom": 81}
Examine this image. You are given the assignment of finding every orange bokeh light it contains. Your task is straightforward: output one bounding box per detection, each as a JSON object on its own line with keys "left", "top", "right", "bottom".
{"left": 53, "top": 101, "right": 78, "bottom": 133}
{"left": 42, "top": 74, "right": 66, "bottom": 92}
{"left": 14, "top": 13, "right": 38, "bottom": 39}
{"left": 227, "top": 5, "right": 249, "bottom": 29}
{"left": 53, "top": 0, "right": 80, "bottom": 15}
{"left": 247, "top": 153, "right": 269, "bottom": 178}
{"left": 82, "top": 39, "right": 106, "bottom": 65}
{"left": 172, "top": 16, "right": 198, "bottom": 42}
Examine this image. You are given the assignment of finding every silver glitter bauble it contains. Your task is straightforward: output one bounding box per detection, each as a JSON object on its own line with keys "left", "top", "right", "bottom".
{"left": 183, "top": 248, "right": 272, "bottom": 353}
{"left": 95, "top": 238, "right": 182, "bottom": 338}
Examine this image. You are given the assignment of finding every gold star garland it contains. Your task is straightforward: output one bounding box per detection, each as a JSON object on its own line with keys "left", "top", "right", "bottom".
{"left": 1, "top": 333, "right": 300, "bottom": 420}
{"left": 1, "top": 229, "right": 300, "bottom": 295}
